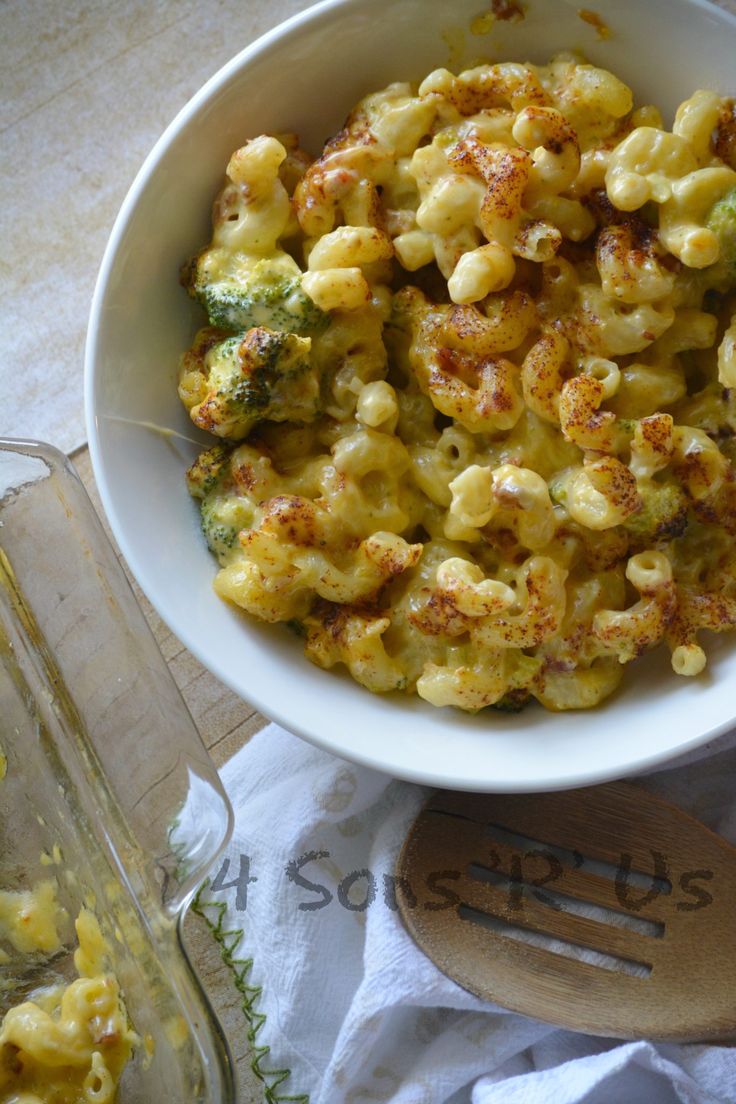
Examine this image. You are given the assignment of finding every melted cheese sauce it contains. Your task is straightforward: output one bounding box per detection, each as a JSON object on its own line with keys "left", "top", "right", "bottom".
{"left": 178, "top": 55, "right": 736, "bottom": 713}
{"left": 0, "top": 883, "right": 64, "bottom": 959}
{"left": 0, "top": 903, "right": 136, "bottom": 1104}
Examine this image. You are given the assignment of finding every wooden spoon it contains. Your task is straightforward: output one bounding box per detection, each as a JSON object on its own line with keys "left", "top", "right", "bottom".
{"left": 396, "top": 783, "right": 736, "bottom": 1042}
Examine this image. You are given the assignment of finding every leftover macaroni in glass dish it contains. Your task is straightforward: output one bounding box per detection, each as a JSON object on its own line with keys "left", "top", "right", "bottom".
{"left": 177, "top": 54, "right": 736, "bottom": 713}
{"left": 0, "top": 885, "right": 136, "bottom": 1104}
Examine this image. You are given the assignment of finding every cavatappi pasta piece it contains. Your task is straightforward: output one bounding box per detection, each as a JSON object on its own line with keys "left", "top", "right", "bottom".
{"left": 178, "top": 54, "right": 736, "bottom": 712}
{"left": 566, "top": 457, "right": 642, "bottom": 531}
{"left": 406, "top": 142, "right": 484, "bottom": 280}
{"left": 418, "top": 61, "right": 550, "bottom": 115}
{"left": 513, "top": 217, "right": 563, "bottom": 263}
{"left": 646, "top": 307, "right": 718, "bottom": 361}
{"left": 444, "top": 292, "right": 538, "bottom": 354}
{"left": 593, "top": 552, "right": 676, "bottom": 663}
{"left": 448, "top": 465, "right": 495, "bottom": 529}
{"left": 306, "top": 225, "right": 394, "bottom": 273}
{"left": 424, "top": 350, "right": 523, "bottom": 433}
{"left": 607, "top": 362, "right": 687, "bottom": 419}
{"left": 629, "top": 413, "right": 674, "bottom": 480}
{"left": 216, "top": 135, "right": 292, "bottom": 254}
{"left": 575, "top": 284, "right": 676, "bottom": 356}
{"left": 471, "top": 556, "right": 568, "bottom": 649}
{"left": 304, "top": 604, "right": 407, "bottom": 692}
{"left": 489, "top": 464, "right": 558, "bottom": 549}
{"left": 398, "top": 541, "right": 476, "bottom": 641}
{"left": 673, "top": 90, "right": 725, "bottom": 167}
{"left": 0, "top": 910, "right": 136, "bottom": 1104}
{"left": 540, "top": 56, "right": 633, "bottom": 145}
{"left": 559, "top": 369, "right": 618, "bottom": 452}
{"left": 449, "top": 463, "right": 557, "bottom": 549}
{"left": 301, "top": 268, "right": 371, "bottom": 312}
{"left": 606, "top": 128, "right": 698, "bottom": 211}
{"left": 434, "top": 557, "right": 516, "bottom": 617}
{"left": 667, "top": 586, "right": 736, "bottom": 676}
{"left": 537, "top": 255, "right": 579, "bottom": 321}
{"left": 409, "top": 424, "right": 477, "bottom": 507}
{"left": 321, "top": 428, "right": 424, "bottom": 536}
{"left": 596, "top": 223, "right": 676, "bottom": 304}
{"left": 395, "top": 287, "right": 527, "bottom": 432}
{"left": 447, "top": 242, "right": 516, "bottom": 303}
{"left": 356, "top": 380, "right": 399, "bottom": 431}
{"left": 671, "top": 425, "right": 731, "bottom": 500}
{"left": 520, "top": 330, "right": 570, "bottom": 423}
{"left": 534, "top": 657, "right": 624, "bottom": 711}
{"left": 314, "top": 304, "right": 390, "bottom": 422}
{"left": 294, "top": 142, "right": 393, "bottom": 240}
{"left": 365, "top": 83, "right": 437, "bottom": 157}
{"left": 215, "top": 494, "right": 422, "bottom": 621}
{"left": 413, "top": 140, "right": 485, "bottom": 239}
{"left": 511, "top": 105, "right": 580, "bottom": 198}
{"left": 448, "top": 136, "right": 531, "bottom": 252}
{"left": 534, "top": 569, "right": 627, "bottom": 708}
{"left": 659, "top": 165, "right": 736, "bottom": 268}
{"left": 416, "top": 644, "right": 524, "bottom": 711}
{"left": 671, "top": 641, "right": 708, "bottom": 677}
{"left": 302, "top": 225, "right": 394, "bottom": 311}
{"left": 525, "top": 194, "right": 596, "bottom": 243}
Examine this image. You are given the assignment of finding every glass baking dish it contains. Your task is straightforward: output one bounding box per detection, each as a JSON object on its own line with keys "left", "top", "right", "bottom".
{"left": 0, "top": 439, "right": 235, "bottom": 1101}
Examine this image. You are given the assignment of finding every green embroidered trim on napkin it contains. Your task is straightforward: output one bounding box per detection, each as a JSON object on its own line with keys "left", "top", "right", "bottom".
{"left": 192, "top": 884, "right": 310, "bottom": 1103}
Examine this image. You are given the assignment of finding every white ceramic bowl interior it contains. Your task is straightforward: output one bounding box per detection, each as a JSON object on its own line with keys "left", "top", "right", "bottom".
{"left": 86, "top": 0, "right": 736, "bottom": 791}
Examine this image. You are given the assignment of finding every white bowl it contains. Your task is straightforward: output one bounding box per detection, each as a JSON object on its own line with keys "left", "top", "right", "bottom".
{"left": 86, "top": 0, "right": 736, "bottom": 792}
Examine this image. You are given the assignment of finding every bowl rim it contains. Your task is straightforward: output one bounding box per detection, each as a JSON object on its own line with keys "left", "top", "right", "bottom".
{"left": 86, "top": 0, "right": 736, "bottom": 792}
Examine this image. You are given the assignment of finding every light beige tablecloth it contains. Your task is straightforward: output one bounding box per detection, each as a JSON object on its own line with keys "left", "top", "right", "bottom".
{"left": 1, "top": 0, "right": 312, "bottom": 454}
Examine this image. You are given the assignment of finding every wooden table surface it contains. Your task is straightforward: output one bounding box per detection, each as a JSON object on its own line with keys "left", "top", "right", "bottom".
{"left": 70, "top": 450, "right": 267, "bottom": 768}
{"left": 73, "top": 446, "right": 267, "bottom": 1103}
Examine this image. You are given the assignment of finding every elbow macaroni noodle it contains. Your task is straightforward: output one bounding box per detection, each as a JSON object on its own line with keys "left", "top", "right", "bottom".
{"left": 178, "top": 53, "right": 736, "bottom": 713}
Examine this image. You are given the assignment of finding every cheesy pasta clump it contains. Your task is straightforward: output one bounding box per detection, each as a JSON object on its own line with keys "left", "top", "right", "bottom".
{"left": 0, "top": 907, "right": 136, "bottom": 1104}
{"left": 178, "top": 56, "right": 736, "bottom": 713}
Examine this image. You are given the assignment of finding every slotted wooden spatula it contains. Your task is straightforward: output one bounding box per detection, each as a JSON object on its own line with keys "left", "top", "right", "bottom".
{"left": 396, "top": 783, "right": 736, "bottom": 1042}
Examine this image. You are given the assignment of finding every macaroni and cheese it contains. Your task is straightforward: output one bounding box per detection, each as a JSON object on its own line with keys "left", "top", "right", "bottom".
{"left": 178, "top": 55, "right": 736, "bottom": 713}
{"left": 0, "top": 888, "right": 136, "bottom": 1104}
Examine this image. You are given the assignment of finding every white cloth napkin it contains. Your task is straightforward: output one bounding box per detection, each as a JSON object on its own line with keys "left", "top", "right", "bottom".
{"left": 198, "top": 722, "right": 736, "bottom": 1104}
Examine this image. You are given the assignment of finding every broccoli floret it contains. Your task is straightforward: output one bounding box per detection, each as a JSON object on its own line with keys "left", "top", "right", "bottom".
{"left": 624, "top": 482, "right": 689, "bottom": 546}
{"left": 491, "top": 653, "right": 540, "bottom": 712}
{"left": 491, "top": 689, "right": 532, "bottom": 713}
{"left": 199, "top": 492, "right": 255, "bottom": 562}
{"left": 186, "top": 442, "right": 255, "bottom": 560}
{"left": 188, "top": 251, "right": 328, "bottom": 335}
{"left": 706, "top": 187, "right": 736, "bottom": 277}
{"left": 185, "top": 442, "right": 231, "bottom": 499}
{"left": 184, "top": 326, "right": 321, "bottom": 440}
